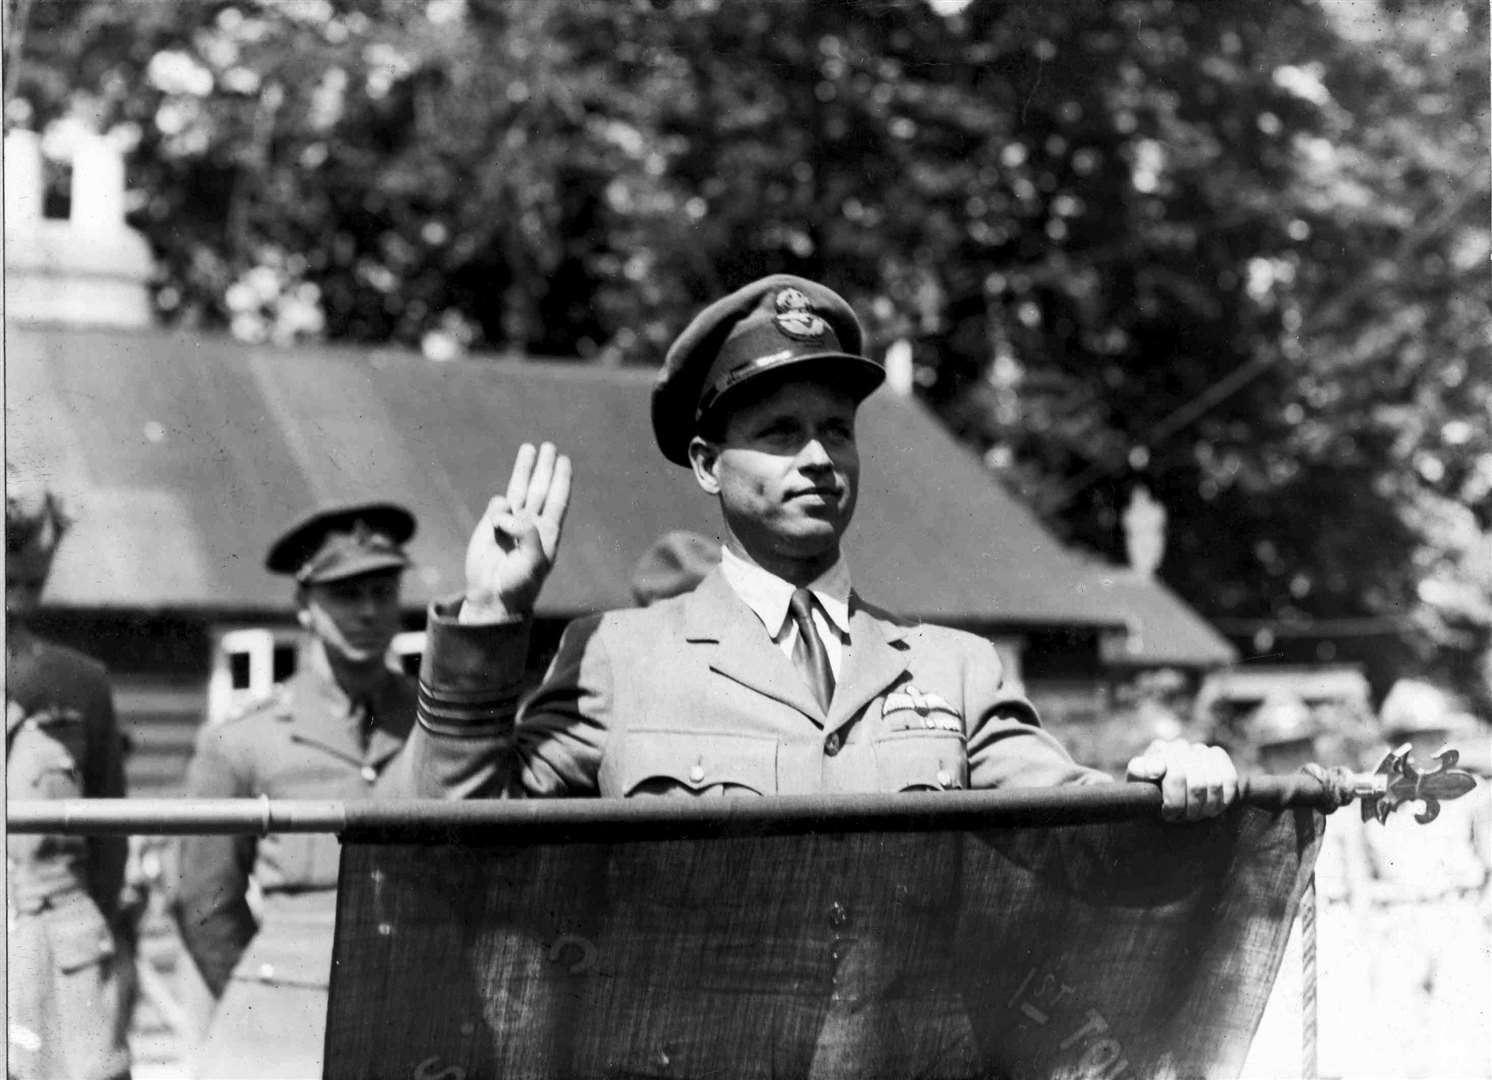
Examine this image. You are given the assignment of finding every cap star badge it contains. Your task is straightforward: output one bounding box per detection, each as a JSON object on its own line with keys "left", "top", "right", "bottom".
{"left": 775, "top": 288, "right": 811, "bottom": 312}
{"left": 773, "top": 288, "right": 828, "bottom": 341}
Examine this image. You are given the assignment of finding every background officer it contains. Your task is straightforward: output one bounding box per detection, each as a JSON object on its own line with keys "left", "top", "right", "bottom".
{"left": 629, "top": 529, "right": 721, "bottom": 607}
{"left": 6, "top": 476, "right": 134, "bottom": 1080}
{"left": 172, "top": 502, "right": 418, "bottom": 1079}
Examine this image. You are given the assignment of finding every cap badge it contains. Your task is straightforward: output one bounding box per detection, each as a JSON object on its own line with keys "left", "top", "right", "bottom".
{"left": 773, "top": 289, "right": 827, "bottom": 341}
{"left": 293, "top": 517, "right": 402, "bottom": 583}
{"left": 775, "top": 288, "right": 811, "bottom": 313}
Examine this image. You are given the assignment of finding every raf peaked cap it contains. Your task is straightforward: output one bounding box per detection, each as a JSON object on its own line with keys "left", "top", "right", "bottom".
{"left": 651, "top": 274, "right": 884, "bottom": 465}
{"left": 266, "top": 502, "right": 415, "bottom": 585}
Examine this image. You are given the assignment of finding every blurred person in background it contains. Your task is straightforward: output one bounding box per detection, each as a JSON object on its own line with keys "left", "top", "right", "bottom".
{"left": 6, "top": 475, "right": 135, "bottom": 1080}
{"left": 1366, "top": 679, "right": 1490, "bottom": 896}
{"left": 629, "top": 529, "right": 721, "bottom": 607}
{"left": 172, "top": 503, "right": 419, "bottom": 1079}
{"left": 1351, "top": 679, "right": 1492, "bottom": 1079}
{"left": 1244, "top": 689, "right": 1319, "bottom": 775}
{"left": 1083, "top": 668, "right": 1194, "bottom": 777}
{"left": 1236, "top": 690, "right": 1364, "bottom": 1080}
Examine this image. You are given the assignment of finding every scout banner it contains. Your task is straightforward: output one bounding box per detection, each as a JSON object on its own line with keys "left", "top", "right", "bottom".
{"left": 324, "top": 803, "right": 1322, "bottom": 1079}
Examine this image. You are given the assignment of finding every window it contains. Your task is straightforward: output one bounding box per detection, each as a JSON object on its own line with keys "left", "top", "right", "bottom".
{"left": 229, "top": 651, "right": 253, "bottom": 691}
{"left": 391, "top": 631, "right": 426, "bottom": 677}
{"left": 208, "top": 627, "right": 301, "bottom": 724}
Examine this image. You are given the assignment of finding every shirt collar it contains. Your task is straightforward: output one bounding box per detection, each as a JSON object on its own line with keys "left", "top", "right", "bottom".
{"left": 718, "top": 544, "right": 852, "bottom": 639}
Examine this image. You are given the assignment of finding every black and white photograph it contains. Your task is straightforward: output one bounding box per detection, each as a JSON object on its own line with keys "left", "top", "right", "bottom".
{"left": 4, "top": 1, "right": 1489, "bottom": 1077}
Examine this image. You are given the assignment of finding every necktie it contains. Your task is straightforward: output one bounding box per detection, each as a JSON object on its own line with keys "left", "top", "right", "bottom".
{"left": 788, "top": 588, "right": 835, "bottom": 713}
{"left": 354, "top": 699, "right": 374, "bottom": 754}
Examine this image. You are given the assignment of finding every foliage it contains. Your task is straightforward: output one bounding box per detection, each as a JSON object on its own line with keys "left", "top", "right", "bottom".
{"left": 7, "top": 0, "right": 1489, "bottom": 708}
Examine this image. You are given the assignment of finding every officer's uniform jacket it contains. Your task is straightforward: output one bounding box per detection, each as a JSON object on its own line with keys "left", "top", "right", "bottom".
{"left": 174, "top": 658, "right": 416, "bottom": 997}
{"left": 6, "top": 635, "right": 132, "bottom": 1080}
{"left": 411, "top": 567, "right": 1110, "bottom": 799}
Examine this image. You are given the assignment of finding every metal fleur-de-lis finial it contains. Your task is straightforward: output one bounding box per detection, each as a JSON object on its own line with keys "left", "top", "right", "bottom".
{"left": 1359, "top": 743, "right": 1479, "bottom": 825}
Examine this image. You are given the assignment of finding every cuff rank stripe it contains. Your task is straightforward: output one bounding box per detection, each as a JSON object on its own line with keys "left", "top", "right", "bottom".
{"left": 415, "top": 714, "right": 511, "bottom": 739}
{"left": 416, "top": 682, "right": 524, "bottom": 706}
{"left": 417, "top": 688, "right": 520, "bottom": 724}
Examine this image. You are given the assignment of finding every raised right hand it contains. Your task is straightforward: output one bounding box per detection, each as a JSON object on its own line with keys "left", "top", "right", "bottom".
{"left": 461, "top": 442, "right": 572, "bottom": 622}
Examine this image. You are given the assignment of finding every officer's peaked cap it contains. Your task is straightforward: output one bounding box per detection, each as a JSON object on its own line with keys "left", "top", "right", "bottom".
{"left": 266, "top": 502, "right": 415, "bottom": 585}
{"left": 651, "top": 275, "right": 884, "bottom": 465}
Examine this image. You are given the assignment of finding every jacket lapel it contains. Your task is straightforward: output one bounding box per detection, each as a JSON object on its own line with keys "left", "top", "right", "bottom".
{"left": 286, "top": 668, "right": 365, "bottom": 766}
{"left": 826, "top": 597, "right": 910, "bottom": 732}
{"left": 684, "top": 568, "right": 825, "bottom": 724}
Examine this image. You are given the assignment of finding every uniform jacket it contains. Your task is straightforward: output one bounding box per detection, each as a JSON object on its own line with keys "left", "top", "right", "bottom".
{"left": 6, "top": 635, "right": 128, "bottom": 915}
{"left": 174, "top": 655, "right": 416, "bottom": 996}
{"left": 410, "top": 567, "right": 1110, "bottom": 799}
{"left": 6, "top": 634, "right": 133, "bottom": 1080}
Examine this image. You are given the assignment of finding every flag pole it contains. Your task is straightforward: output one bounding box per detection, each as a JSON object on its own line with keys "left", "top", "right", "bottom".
{"left": 6, "top": 744, "right": 1476, "bottom": 840}
{"left": 1301, "top": 873, "right": 1319, "bottom": 1080}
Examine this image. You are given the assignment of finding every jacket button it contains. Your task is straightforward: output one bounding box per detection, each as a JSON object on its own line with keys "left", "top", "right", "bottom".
{"left": 937, "top": 769, "right": 954, "bottom": 789}
{"left": 824, "top": 733, "right": 842, "bottom": 757}
{"left": 361, "top": 765, "right": 378, "bottom": 783}
{"left": 829, "top": 901, "right": 849, "bottom": 928}
{"left": 258, "top": 963, "right": 275, "bottom": 980}
{"left": 688, "top": 763, "right": 705, "bottom": 784}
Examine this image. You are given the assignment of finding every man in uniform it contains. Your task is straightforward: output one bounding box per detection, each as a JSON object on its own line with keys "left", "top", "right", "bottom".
{"left": 173, "top": 502, "right": 419, "bottom": 1079}
{"left": 399, "top": 276, "right": 1240, "bottom": 1075}
{"left": 6, "top": 478, "right": 134, "bottom": 1080}
{"left": 400, "top": 276, "right": 1240, "bottom": 1075}
{"left": 408, "top": 275, "right": 1236, "bottom": 811}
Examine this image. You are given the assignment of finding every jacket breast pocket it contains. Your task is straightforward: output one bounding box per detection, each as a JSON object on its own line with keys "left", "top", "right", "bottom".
{"left": 872, "top": 732, "right": 968, "bottom": 792}
{"left": 606, "top": 731, "right": 780, "bottom": 911}
{"left": 614, "top": 729, "right": 779, "bottom": 798}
